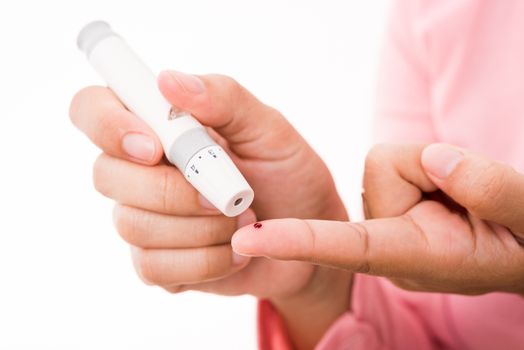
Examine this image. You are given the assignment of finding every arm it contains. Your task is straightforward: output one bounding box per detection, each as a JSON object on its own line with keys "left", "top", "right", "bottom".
{"left": 266, "top": 267, "right": 352, "bottom": 350}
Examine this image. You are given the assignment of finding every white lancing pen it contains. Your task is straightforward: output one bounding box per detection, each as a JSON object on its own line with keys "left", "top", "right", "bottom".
{"left": 77, "top": 21, "right": 254, "bottom": 217}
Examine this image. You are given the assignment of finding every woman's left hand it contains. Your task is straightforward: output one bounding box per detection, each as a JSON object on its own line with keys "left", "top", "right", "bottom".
{"left": 232, "top": 143, "right": 524, "bottom": 295}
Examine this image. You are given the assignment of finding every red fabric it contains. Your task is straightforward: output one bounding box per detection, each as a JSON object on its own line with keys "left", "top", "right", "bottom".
{"left": 257, "top": 299, "right": 294, "bottom": 350}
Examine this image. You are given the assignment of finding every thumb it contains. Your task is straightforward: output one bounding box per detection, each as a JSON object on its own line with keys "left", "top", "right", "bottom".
{"left": 421, "top": 143, "right": 524, "bottom": 236}
{"left": 157, "top": 71, "right": 302, "bottom": 159}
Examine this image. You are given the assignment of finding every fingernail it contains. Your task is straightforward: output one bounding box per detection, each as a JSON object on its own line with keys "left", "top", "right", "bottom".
{"left": 237, "top": 209, "right": 257, "bottom": 229}
{"left": 122, "top": 133, "right": 156, "bottom": 162}
{"left": 422, "top": 144, "right": 464, "bottom": 179}
{"left": 165, "top": 70, "right": 205, "bottom": 94}
{"left": 232, "top": 251, "right": 250, "bottom": 266}
{"left": 198, "top": 194, "right": 219, "bottom": 211}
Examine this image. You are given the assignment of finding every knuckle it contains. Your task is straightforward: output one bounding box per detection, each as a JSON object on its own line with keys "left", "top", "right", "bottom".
{"left": 363, "top": 144, "right": 392, "bottom": 193}
{"left": 259, "top": 104, "right": 282, "bottom": 121}
{"left": 350, "top": 222, "right": 372, "bottom": 274}
{"left": 195, "top": 247, "right": 230, "bottom": 281}
{"left": 215, "top": 74, "right": 241, "bottom": 92}
{"left": 261, "top": 106, "right": 289, "bottom": 134}
{"left": 135, "top": 251, "right": 158, "bottom": 285}
{"left": 199, "top": 220, "right": 216, "bottom": 242}
{"left": 113, "top": 205, "right": 148, "bottom": 246}
{"left": 197, "top": 248, "right": 216, "bottom": 281}
{"left": 462, "top": 163, "right": 507, "bottom": 215}
{"left": 197, "top": 220, "right": 218, "bottom": 245}
{"left": 214, "top": 74, "right": 246, "bottom": 104}
{"left": 389, "top": 278, "right": 416, "bottom": 291}
{"left": 69, "top": 86, "right": 97, "bottom": 126}
{"left": 95, "top": 106, "right": 125, "bottom": 143}
{"left": 159, "top": 166, "right": 181, "bottom": 213}
{"left": 164, "top": 285, "right": 187, "bottom": 294}
{"left": 92, "top": 154, "right": 113, "bottom": 197}
{"left": 200, "top": 218, "right": 233, "bottom": 245}
{"left": 365, "top": 144, "right": 390, "bottom": 175}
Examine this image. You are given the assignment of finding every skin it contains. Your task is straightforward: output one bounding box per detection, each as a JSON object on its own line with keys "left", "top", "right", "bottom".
{"left": 233, "top": 144, "right": 524, "bottom": 296}
{"left": 70, "top": 71, "right": 524, "bottom": 348}
{"left": 70, "top": 71, "right": 351, "bottom": 350}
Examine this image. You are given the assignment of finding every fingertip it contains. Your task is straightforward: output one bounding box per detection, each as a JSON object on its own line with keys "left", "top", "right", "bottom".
{"left": 231, "top": 219, "right": 296, "bottom": 257}
{"left": 157, "top": 70, "right": 178, "bottom": 104}
{"left": 158, "top": 70, "right": 206, "bottom": 103}
{"left": 231, "top": 224, "right": 261, "bottom": 257}
{"left": 157, "top": 70, "right": 172, "bottom": 91}
{"left": 231, "top": 220, "right": 278, "bottom": 257}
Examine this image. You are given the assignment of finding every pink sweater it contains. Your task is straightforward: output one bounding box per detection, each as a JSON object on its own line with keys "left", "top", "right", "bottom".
{"left": 258, "top": 1, "right": 524, "bottom": 349}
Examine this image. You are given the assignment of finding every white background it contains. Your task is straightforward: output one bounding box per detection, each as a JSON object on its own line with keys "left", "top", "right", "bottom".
{"left": 0, "top": 1, "right": 389, "bottom": 349}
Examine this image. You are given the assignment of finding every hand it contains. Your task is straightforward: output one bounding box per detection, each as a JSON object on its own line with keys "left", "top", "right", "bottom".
{"left": 70, "top": 71, "right": 351, "bottom": 349}
{"left": 232, "top": 143, "right": 524, "bottom": 295}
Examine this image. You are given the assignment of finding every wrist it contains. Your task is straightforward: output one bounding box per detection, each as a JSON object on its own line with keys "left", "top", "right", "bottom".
{"left": 269, "top": 268, "right": 353, "bottom": 350}
{"left": 264, "top": 190, "right": 350, "bottom": 349}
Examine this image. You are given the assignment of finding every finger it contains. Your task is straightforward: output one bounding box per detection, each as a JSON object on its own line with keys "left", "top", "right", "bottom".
{"left": 93, "top": 153, "right": 218, "bottom": 216}
{"left": 130, "top": 245, "right": 250, "bottom": 286}
{"left": 232, "top": 206, "right": 524, "bottom": 289}
{"left": 157, "top": 71, "right": 303, "bottom": 160}
{"left": 70, "top": 86, "right": 164, "bottom": 165}
{"left": 113, "top": 204, "right": 256, "bottom": 248}
{"left": 363, "top": 143, "right": 437, "bottom": 218}
{"left": 421, "top": 143, "right": 524, "bottom": 235}
{"left": 231, "top": 216, "right": 436, "bottom": 278}
{"left": 164, "top": 256, "right": 317, "bottom": 298}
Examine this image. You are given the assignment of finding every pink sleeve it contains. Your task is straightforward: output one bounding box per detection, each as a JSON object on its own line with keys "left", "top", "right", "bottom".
{"left": 374, "top": 0, "right": 437, "bottom": 143}
{"left": 258, "top": 275, "right": 448, "bottom": 350}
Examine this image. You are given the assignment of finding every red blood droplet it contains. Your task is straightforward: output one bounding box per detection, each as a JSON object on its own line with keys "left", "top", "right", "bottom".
{"left": 253, "top": 222, "right": 262, "bottom": 229}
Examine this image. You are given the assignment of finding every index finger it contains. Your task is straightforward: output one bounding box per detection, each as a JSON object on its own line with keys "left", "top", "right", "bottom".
{"left": 69, "top": 86, "right": 164, "bottom": 165}
{"left": 231, "top": 216, "right": 432, "bottom": 277}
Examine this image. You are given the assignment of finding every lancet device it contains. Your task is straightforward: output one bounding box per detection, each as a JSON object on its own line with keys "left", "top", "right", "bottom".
{"left": 77, "top": 21, "right": 254, "bottom": 217}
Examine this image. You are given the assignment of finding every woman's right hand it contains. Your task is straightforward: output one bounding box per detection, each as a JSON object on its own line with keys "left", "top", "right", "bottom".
{"left": 70, "top": 71, "right": 352, "bottom": 348}
{"left": 232, "top": 143, "right": 524, "bottom": 296}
